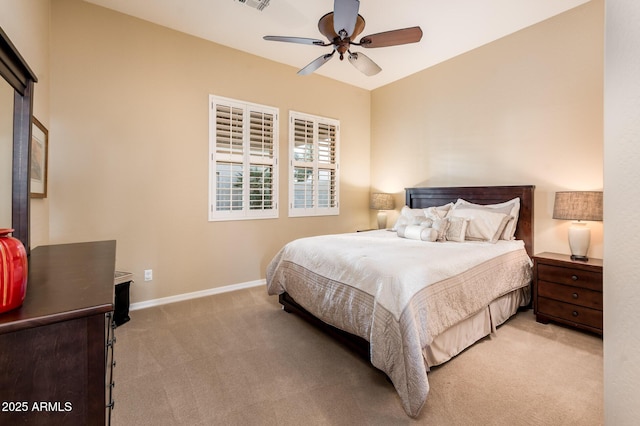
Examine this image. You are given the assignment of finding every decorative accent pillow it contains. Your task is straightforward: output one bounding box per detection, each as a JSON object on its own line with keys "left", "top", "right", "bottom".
{"left": 397, "top": 225, "right": 438, "bottom": 242}
{"left": 392, "top": 203, "right": 453, "bottom": 231}
{"left": 392, "top": 206, "right": 429, "bottom": 231}
{"left": 452, "top": 197, "right": 520, "bottom": 240}
{"left": 424, "top": 203, "right": 454, "bottom": 221}
{"left": 445, "top": 216, "right": 468, "bottom": 242}
{"left": 447, "top": 208, "right": 511, "bottom": 243}
{"left": 419, "top": 218, "right": 434, "bottom": 228}
{"left": 431, "top": 218, "right": 450, "bottom": 242}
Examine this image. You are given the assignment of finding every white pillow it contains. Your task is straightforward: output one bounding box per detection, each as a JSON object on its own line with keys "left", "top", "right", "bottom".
{"left": 397, "top": 225, "right": 438, "bottom": 242}
{"left": 452, "top": 197, "right": 520, "bottom": 240}
{"left": 431, "top": 218, "right": 450, "bottom": 242}
{"left": 445, "top": 216, "right": 468, "bottom": 242}
{"left": 424, "top": 203, "right": 454, "bottom": 221}
{"left": 448, "top": 208, "right": 511, "bottom": 243}
{"left": 392, "top": 206, "right": 428, "bottom": 231}
{"left": 392, "top": 203, "right": 453, "bottom": 231}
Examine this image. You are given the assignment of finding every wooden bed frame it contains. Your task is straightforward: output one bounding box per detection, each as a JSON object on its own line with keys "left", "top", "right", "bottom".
{"left": 279, "top": 185, "right": 535, "bottom": 360}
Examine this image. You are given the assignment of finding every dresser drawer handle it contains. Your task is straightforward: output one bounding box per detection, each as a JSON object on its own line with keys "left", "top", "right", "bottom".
{"left": 572, "top": 292, "right": 579, "bottom": 299}
{"left": 572, "top": 311, "right": 579, "bottom": 317}
{"left": 571, "top": 275, "right": 579, "bottom": 281}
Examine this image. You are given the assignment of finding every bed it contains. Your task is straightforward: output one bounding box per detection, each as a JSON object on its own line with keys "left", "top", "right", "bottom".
{"left": 266, "top": 185, "right": 535, "bottom": 417}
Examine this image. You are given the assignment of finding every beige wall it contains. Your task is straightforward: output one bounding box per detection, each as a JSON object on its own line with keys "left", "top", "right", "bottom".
{"left": 371, "top": 1, "right": 604, "bottom": 259}
{"left": 49, "top": 0, "right": 371, "bottom": 302}
{"left": 604, "top": 0, "right": 640, "bottom": 423}
{"left": 0, "top": 0, "right": 51, "bottom": 248}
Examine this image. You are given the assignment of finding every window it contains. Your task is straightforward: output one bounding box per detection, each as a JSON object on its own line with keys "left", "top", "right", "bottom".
{"left": 289, "top": 111, "right": 340, "bottom": 217}
{"left": 209, "top": 95, "right": 278, "bottom": 221}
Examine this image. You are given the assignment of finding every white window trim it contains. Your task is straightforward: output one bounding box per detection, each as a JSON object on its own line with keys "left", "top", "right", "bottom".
{"left": 288, "top": 111, "right": 340, "bottom": 217}
{"left": 209, "top": 95, "right": 279, "bottom": 221}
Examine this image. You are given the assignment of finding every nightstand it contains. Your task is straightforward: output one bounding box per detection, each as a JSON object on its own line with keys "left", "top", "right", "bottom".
{"left": 533, "top": 252, "right": 603, "bottom": 335}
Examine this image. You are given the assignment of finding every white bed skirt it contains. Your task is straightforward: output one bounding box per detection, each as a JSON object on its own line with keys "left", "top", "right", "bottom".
{"left": 424, "top": 286, "right": 531, "bottom": 367}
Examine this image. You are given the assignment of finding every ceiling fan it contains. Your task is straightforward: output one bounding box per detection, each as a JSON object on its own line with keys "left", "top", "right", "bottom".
{"left": 263, "top": 0, "right": 423, "bottom": 76}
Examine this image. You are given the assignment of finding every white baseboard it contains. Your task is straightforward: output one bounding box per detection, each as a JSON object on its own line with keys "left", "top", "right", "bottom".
{"left": 129, "top": 279, "right": 266, "bottom": 311}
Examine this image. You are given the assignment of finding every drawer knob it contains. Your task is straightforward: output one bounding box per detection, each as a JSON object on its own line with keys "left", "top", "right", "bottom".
{"left": 571, "top": 275, "right": 578, "bottom": 281}
{"left": 572, "top": 292, "right": 579, "bottom": 299}
{"left": 572, "top": 311, "right": 579, "bottom": 317}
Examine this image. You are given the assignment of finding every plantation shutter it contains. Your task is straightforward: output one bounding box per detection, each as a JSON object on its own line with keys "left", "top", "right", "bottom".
{"left": 209, "top": 96, "right": 278, "bottom": 221}
{"left": 289, "top": 111, "right": 339, "bottom": 217}
{"left": 317, "top": 122, "right": 338, "bottom": 209}
{"left": 248, "top": 109, "right": 276, "bottom": 211}
{"left": 214, "top": 104, "right": 244, "bottom": 212}
{"left": 292, "top": 117, "right": 315, "bottom": 210}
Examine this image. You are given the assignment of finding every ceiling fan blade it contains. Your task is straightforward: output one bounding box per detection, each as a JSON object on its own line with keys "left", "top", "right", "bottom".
{"left": 347, "top": 51, "right": 381, "bottom": 76}
{"left": 263, "top": 36, "right": 327, "bottom": 46}
{"left": 298, "top": 53, "right": 335, "bottom": 76}
{"left": 359, "top": 26, "right": 423, "bottom": 48}
{"left": 333, "top": 0, "right": 360, "bottom": 38}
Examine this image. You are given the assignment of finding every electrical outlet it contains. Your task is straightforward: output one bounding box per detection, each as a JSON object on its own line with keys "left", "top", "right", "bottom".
{"left": 144, "top": 269, "right": 153, "bottom": 281}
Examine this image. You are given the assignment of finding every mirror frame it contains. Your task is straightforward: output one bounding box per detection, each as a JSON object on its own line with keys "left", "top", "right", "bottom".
{"left": 0, "top": 26, "right": 38, "bottom": 252}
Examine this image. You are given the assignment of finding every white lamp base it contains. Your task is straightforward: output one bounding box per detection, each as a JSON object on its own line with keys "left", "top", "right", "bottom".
{"left": 568, "top": 222, "right": 591, "bottom": 261}
{"left": 377, "top": 211, "right": 388, "bottom": 229}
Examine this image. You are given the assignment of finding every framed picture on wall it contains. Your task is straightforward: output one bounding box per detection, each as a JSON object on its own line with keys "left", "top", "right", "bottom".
{"left": 30, "top": 117, "right": 48, "bottom": 198}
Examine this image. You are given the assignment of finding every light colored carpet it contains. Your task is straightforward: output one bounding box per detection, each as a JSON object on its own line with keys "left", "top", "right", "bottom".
{"left": 112, "top": 286, "right": 603, "bottom": 425}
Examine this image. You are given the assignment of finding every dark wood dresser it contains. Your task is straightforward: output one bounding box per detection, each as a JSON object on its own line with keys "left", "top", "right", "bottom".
{"left": 0, "top": 241, "right": 117, "bottom": 425}
{"left": 533, "top": 251, "right": 603, "bottom": 335}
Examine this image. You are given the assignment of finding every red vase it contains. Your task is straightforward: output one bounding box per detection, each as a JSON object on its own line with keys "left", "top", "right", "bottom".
{"left": 0, "top": 228, "right": 28, "bottom": 314}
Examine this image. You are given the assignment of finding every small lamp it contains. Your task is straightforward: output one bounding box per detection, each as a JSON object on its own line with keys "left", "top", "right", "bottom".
{"left": 552, "top": 191, "right": 603, "bottom": 261}
{"left": 370, "top": 193, "right": 395, "bottom": 229}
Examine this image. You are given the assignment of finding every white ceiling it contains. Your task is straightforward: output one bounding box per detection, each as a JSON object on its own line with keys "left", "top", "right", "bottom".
{"left": 84, "top": 0, "right": 590, "bottom": 91}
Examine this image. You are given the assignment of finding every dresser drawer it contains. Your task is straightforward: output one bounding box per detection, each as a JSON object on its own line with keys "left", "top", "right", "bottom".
{"left": 537, "top": 264, "right": 602, "bottom": 291}
{"left": 537, "top": 297, "right": 603, "bottom": 331}
{"left": 537, "top": 280, "right": 602, "bottom": 310}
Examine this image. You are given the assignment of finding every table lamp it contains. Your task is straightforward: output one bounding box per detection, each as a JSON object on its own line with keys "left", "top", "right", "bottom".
{"left": 370, "top": 193, "right": 395, "bottom": 229}
{"left": 552, "top": 191, "right": 603, "bottom": 261}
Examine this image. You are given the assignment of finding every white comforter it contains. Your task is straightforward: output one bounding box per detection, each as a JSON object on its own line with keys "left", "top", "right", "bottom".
{"left": 266, "top": 230, "right": 532, "bottom": 417}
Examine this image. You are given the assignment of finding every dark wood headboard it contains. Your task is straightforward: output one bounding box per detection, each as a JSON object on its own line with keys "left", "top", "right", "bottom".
{"left": 405, "top": 185, "right": 535, "bottom": 256}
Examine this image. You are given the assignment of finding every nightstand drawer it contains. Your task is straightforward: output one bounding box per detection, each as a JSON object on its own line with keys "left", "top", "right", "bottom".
{"left": 537, "top": 264, "right": 602, "bottom": 291}
{"left": 537, "top": 280, "right": 602, "bottom": 310}
{"left": 537, "top": 297, "right": 602, "bottom": 331}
